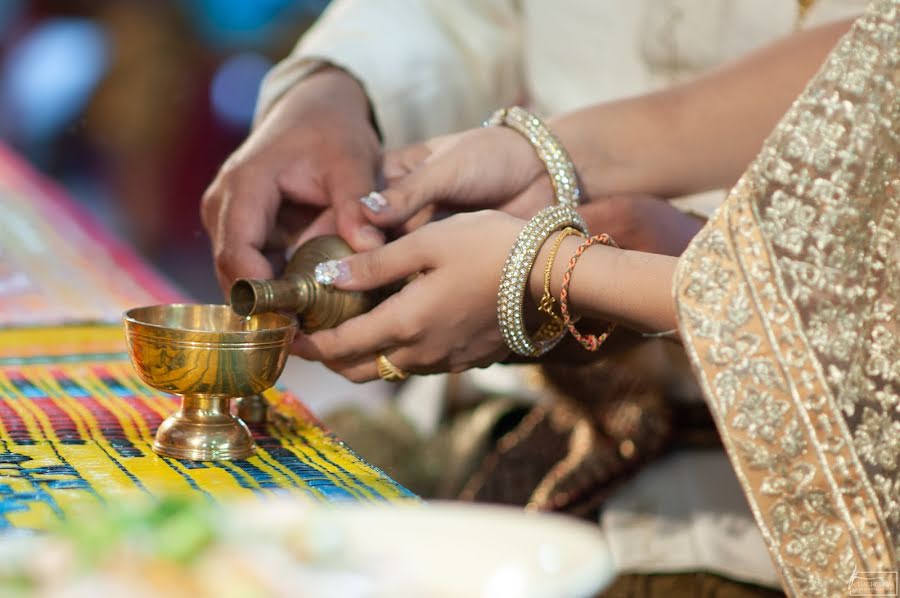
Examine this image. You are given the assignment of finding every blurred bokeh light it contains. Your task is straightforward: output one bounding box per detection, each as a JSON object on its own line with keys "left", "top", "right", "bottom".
{"left": 1, "top": 18, "right": 108, "bottom": 150}
{"left": 210, "top": 52, "right": 273, "bottom": 130}
{"left": 0, "top": 0, "right": 326, "bottom": 301}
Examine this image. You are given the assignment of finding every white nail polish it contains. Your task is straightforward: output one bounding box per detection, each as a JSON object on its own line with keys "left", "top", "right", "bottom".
{"left": 360, "top": 191, "right": 388, "bottom": 213}
{"left": 314, "top": 260, "right": 349, "bottom": 286}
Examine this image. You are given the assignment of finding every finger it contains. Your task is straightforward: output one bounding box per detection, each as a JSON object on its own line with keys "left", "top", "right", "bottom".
{"left": 276, "top": 162, "right": 330, "bottom": 208}
{"left": 504, "top": 177, "right": 555, "bottom": 219}
{"left": 313, "top": 233, "right": 429, "bottom": 292}
{"left": 325, "top": 340, "right": 505, "bottom": 383}
{"left": 290, "top": 290, "right": 417, "bottom": 362}
{"left": 202, "top": 156, "right": 249, "bottom": 243}
{"left": 212, "top": 179, "right": 279, "bottom": 293}
{"left": 382, "top": 142, "right": 432, "bottom": 181}
{"left": 577, "top": 196, "right": 627, "bottom": 228}
{"left": 328, "top": 159, "right": 384, "bottom": 252}
{"left": 327, "top": 348, "right": 419, "bottom": 384}
{"left": 267, "top": 202, "right": 325, "bottom": 252}
{"left": 291, "top": 208, "right": 339, "bottom": 252}
{"left": 313, "top": 353, "right": 378, "bottom": 384}
{"left": 359, "top": 153, "right": 460, "bottom": 228}
{"left": 200, "top": 179, "right": 223, "bottom": 242}
{"left": 400, "top": 204, "right": 437, "bottom": 234}
{"left": 328, "top": 360, "right": 379, "bottom": 384}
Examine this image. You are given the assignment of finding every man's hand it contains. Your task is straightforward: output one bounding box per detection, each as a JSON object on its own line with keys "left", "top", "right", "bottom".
{"left": 578, "top": 195, "right": 704, "bottom": 256}
{"left": 201, "top": 67, "right": 383, "bottom": 294}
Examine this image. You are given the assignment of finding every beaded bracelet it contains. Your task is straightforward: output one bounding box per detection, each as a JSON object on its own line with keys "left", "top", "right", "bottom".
{"left": 484, "top": 106, "right": 581, "bottom": 209}
{"left": 558, "top": 234, "right": 619, "bottom": 351}
{"left": 497, "top": 205, "right": 588, "bottom": 357}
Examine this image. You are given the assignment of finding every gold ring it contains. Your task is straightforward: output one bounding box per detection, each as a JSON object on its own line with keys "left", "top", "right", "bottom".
{"left": 375, "top": 354, "right": 409, "bottom": 382}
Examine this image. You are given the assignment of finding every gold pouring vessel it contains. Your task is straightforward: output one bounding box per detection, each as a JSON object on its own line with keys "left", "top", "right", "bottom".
{"left": 230, "top": 235, "right": 373, "bottom": 332}
{"left": 124, "top": 304, "right": 296, "bottom": 461}
{"left": 228, "top": 235, "right": 381, "bottom": 427}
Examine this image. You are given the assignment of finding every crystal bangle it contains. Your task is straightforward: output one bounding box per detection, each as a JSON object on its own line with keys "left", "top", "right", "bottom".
{"left": 485, "top": 106, "right": 581, "bottom": 208}
{"left": 497, "top": 205, "right": 588, "bottom": 357}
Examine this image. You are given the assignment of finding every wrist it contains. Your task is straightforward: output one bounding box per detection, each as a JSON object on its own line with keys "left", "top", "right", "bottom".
{"left": 310, "top": 66, "right": 383, "bottom": 141}
{"left": 490, "top": 126, "right": 547, "bottom": 189}
{"left": 497, "top": 206, "right": 587, "bottom": 357}
{"left": 486, "top": 106, "right": 580, "bottom": 208}
{"left": 268, "top": 65, "right": 378, "bottom": 136}
{"left": 528, "top": 235, "right": 583, "bottom": 317}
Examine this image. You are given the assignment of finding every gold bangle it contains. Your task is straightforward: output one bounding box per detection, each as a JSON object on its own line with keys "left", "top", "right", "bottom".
{"left": 484, "top": 106, "right": 581, "bottom": 208}
{"left": 538, "top": 226, "right": 584, "bottom": 323}
{"left": 532, "top": 227, "right": 584, "bottom": 343}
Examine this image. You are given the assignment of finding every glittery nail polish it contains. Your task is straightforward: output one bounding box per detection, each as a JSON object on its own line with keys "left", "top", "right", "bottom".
{"left": 314, "top": 260, "right": 350, "bottom": 286}
{"left": 359, "top": 191, "right": 389, "bottom": 213}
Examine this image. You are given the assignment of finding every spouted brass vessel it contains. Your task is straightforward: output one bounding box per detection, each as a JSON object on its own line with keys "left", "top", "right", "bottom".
{"left": 230, "top": 235, "right": 373, "bottom": 333}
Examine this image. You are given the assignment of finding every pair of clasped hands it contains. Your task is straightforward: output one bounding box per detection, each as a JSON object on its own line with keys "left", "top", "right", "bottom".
{"left": 202, "top": 68, "right": 702, "bottom": 382}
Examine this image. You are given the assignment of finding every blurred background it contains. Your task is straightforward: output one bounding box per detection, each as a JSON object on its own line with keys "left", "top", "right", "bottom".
{"left": 0, "top": 0, "right": 327, "bottom": 301}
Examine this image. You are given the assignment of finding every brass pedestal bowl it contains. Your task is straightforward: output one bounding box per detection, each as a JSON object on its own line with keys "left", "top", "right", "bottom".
{"left": 124, "top": 304, "right": 296, "bottom": 461}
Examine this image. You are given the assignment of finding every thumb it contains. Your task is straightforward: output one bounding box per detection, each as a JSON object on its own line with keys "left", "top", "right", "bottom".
{"left": 330, "top": 163, "right": 386, "bottom": 252}
{"left": 292, "top": 208, "right": 338, "bottom": 249}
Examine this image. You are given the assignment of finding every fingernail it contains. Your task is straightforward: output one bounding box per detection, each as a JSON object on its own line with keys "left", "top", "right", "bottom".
{"left": 314, "top": 260, "right": 350, "bottom": 286}
{"left": 360, "top": 191, "right": 389, "bottom": 214}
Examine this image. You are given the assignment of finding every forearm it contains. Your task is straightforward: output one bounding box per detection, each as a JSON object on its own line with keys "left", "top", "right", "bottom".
{"left": 552, "top": 18, "right": 853, "bottom": 200}
{"left": 530, "top": 236, "right": 679, "bottom": 335}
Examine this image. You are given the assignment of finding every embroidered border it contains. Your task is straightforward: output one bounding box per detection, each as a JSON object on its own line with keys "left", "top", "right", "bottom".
{"left": 675, "top": 2, "right": 898, "bottom": 594}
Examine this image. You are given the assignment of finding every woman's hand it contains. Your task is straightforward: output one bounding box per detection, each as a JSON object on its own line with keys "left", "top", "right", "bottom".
{"left": 291, "top": 211, "right": 525, "bottom": 382}
{"left": 363, "top": 126, "right": 551, "bottom": 229}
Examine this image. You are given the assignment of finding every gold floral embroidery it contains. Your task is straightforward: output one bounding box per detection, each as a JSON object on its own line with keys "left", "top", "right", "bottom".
{"left": 675, "top": 1, "right": 899, "bottom": 595}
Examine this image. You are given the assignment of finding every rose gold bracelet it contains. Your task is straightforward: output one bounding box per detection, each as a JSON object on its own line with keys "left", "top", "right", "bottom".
{"left": 558, "top": 234, "right": 619, "bottom": 351}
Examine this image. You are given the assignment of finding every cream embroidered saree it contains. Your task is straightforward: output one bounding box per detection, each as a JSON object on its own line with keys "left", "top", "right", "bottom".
{"left": 674, "top": 0, "right": 899, "bottom": 595}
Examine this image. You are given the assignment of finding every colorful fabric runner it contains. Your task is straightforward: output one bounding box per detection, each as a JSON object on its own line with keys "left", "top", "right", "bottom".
{"left": 0, "top": 144, "right": 413, "bottom": 531}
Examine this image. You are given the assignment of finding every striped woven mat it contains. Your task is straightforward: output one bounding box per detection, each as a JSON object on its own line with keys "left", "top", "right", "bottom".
{"left": 0, "top": 325, "right": 414, "bottom": 531}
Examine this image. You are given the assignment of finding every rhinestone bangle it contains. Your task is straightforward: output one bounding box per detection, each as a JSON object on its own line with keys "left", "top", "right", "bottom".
{"left": 497, "top": 205, "right": 588, "bottom": 357}
{"left": 485, "top": 106, "right": 581, "bottom": 208}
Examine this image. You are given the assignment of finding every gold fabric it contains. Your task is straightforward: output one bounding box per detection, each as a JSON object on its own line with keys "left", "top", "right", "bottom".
{"left": 675, "top": 1, "right": 899, "bottom": 595}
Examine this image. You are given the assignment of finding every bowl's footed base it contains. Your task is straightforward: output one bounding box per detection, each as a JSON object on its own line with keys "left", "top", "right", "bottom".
{"left": 152, "top": 440, "right": 256, "bottom": 461}
{"left": 152, "top": 400, "right": 256, "bottom": 461}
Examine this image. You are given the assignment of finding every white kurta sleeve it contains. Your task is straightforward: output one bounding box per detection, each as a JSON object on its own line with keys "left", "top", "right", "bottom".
{"left": 254, "top": 0, "right": 522, "bottom": 149}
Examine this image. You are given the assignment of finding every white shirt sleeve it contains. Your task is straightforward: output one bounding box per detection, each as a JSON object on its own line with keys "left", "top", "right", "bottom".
{"left": 255, "top": 0, "right": 522, "bottom": 149}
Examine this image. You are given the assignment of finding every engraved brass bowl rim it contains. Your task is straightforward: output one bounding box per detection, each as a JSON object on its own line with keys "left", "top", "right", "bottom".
{"left": 123, "top": 331, "right": 291, "bottom": 350}
{"left": 123, "top": 304, "right": 297, "bottom": 344}
{"left": 123, "top": 304, "right": 296, "bottom": 399}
